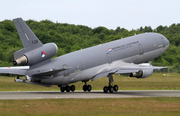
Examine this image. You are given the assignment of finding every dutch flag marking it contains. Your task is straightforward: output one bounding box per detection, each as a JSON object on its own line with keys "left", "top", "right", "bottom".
{"left": 108, "top": 48, "right": 112, "bottom": 52}
{"left": 41, "top": 51, "right": 45, "bottom": 57}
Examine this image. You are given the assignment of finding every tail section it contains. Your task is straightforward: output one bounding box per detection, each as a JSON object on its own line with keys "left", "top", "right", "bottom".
{"left": 13, "top": 18, "right": 43, "bottom": 59}
{"left": 13, "top": 18, "right": 58, "bottom": 66}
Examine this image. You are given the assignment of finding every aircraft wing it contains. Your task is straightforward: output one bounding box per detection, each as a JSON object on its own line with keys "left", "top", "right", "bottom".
{"left": 92, "top": 61, "right": 167, "bottom": 81}
{"left": 0, "top": 66, "right": 29, "bottom": 75}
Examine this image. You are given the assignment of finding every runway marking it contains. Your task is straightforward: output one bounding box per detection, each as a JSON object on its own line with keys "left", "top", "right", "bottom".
{"left": 0, "top": 90, "right": 180, "bottom": 100}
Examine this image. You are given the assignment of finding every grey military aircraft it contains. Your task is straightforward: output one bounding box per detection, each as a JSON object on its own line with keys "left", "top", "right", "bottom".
{"left": 0, "top": 18, "right": 169, "bottom": 93}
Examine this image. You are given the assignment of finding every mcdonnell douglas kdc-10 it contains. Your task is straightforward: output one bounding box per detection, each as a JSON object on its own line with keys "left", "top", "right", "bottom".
{"left": 0, "top": 18, "right": 169, "bottom": 93}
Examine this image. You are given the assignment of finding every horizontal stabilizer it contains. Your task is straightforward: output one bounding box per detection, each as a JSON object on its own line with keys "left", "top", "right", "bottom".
{"left": 0, "top": 66, "right": 29, "bottom": 75}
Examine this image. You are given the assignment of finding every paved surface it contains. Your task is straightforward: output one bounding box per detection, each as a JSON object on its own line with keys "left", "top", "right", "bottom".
{"left": 0, "top": 90, "right": 180, "bottom": 100}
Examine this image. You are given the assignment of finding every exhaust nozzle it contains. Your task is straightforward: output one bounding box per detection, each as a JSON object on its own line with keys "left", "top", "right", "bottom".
{"left": 13, "top": 55, "right": 27, "bottom": 66}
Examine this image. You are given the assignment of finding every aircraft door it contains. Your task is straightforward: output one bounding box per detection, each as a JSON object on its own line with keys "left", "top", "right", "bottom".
{"left": 63, "top": 64, "right": 69, "bottom": 76}
{"left": 107, "top": 53, "right": 112, "bottom": 64}
{"left": 138, "top": 44, "right": 144, "bottom": 55}
{"left": 138, "top": 44, "right": 144, "bottom": 63}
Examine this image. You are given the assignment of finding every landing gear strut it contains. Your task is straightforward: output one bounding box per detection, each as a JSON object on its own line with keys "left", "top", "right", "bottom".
{"left": 103, "top": 74, "right": 118, "bottom": 93}
{"left": 17, "top": 75, "right": 19, "bottom": 79}
{"left": 82, "top": 81, "right": 92, "bottom": 92}
{"left": 59, "top": 85, "right": 75, "bottom": 92}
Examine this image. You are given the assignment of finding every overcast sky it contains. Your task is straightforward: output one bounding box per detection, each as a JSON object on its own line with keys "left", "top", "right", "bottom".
{"left": 0, "top": 0, "right": 180, "bottom": 30}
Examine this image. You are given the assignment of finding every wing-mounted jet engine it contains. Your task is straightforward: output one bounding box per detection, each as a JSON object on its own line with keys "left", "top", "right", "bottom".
{"left": 13, "top": 43, "right": 58, "bottom": 66}
{"left": 129, "top": 69, "right": 153, "bottom": 78}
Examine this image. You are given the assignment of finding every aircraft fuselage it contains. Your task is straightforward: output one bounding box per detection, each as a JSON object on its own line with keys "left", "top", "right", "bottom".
{"left": 26, "top": 33, "right": 169, "bottom": 86}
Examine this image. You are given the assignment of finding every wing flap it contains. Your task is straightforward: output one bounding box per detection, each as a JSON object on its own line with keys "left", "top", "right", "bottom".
{"left": 92, "top": 67, "right": 120, "bottom": 81}
{"left": 92, "top": 72, "right": 110, "bottom": 81}
{"left": 119, "top": 66, "right": 167, "bottom": 70}
{"left": 115, "top": 69, "right": 139, "bottom": 74}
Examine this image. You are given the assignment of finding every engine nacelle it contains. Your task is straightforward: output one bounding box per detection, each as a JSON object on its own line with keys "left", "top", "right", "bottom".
{"left": 13, "top": 43, "right": 58, "bottom": 66}
{"left": 129, "top": 69, "right": 153, "bottom": 78}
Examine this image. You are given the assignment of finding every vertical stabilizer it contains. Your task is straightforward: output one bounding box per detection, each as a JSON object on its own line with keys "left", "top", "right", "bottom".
{"left": 13, "top": 18, "right": 43, "bottom": 49}
{"left": 13, "top": 18, "right": 43, "bottom": 59}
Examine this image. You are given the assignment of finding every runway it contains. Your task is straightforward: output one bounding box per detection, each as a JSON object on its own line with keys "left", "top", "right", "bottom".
{"left": 0, "top": 90, "right": 180, "bottom": 100}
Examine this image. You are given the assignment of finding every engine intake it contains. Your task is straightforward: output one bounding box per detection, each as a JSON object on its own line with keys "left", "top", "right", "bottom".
{"left": 129, "top": 69, "right": 153, "bottom": 78}
{"left": 129, "top": 70, "right": 143, "bottom": 78}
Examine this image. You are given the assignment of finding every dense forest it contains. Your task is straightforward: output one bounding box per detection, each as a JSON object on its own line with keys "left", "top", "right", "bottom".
{"left": 0, "top": 19, "right": 179, "bottom": 69}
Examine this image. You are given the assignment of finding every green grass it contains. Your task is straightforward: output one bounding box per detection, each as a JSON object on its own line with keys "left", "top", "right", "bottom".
{"left": 0, "top": 97, "right": 180, "bottom": 116}
{"left": 0, "top": 73, "right": 180, "bottom": 91}
{"left": 0, "top": 73, "right": 180, "bottom": 116}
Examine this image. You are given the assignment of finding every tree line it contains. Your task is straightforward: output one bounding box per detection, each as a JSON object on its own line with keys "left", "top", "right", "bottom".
{"left": 0, "top": 19, "right": 179, "bottom": 69}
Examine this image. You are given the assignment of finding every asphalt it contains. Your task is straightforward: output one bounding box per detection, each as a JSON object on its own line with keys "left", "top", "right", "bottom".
{"left": 0, "top": 90, "right": 180, "bottom": 100}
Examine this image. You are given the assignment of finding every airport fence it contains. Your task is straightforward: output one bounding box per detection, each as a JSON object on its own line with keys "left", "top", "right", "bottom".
{"left": 153, "top": 68, "right": 180, "bottom": 73}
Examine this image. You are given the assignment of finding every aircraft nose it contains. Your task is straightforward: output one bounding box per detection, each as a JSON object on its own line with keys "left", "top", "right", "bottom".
{"left": 164, "top": 36, "right": 169, "bottom": 47}
{"left": 162, "top": 36, "right": 169, "bottom": 50}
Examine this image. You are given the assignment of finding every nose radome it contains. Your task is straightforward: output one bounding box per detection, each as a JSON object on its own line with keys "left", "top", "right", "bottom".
{"left": 164, "top": 36, "right": 169, "bottom": 46}
{"left": 162, "top": 36, "right": 169, "bottom": 51}
{"left": 161, "top": 35, "right": 169, "bottom": 47}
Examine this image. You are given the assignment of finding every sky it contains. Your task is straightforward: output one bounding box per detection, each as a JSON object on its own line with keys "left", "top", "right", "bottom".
{"left": 0, "top": 0, "right": 180, "bottom": 30}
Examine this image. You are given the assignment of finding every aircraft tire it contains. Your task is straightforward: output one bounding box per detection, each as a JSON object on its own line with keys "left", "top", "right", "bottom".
{"left": 108, "top": 86, "right": 113, "bottom": 93}
{"left": 70, "top": 85, "right": 75, "bottom": 92}
{"left": 113, "top": 85, "right": 118, "bottom": 92}
{"left": 87, "top": 85, "right": 92, "bottom": 92}
{"left": 83, "top": 85, "right": 87, "bottom": 92}
{"left": 66, "top": 86, "right": 71, "bottom": 92}
{"left": 60, "top": 87, "right": 65, "bottom": 92}
{"left": 103, "top": 86, "right": 108, "bottom": 93}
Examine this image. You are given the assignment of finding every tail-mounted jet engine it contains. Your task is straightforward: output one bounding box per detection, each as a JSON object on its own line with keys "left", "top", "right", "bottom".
{"left": 129, "top": 69, "right": 153, "bottom": 78}
{"left": 13, "top": 43, "right": 58, "bottom": 66}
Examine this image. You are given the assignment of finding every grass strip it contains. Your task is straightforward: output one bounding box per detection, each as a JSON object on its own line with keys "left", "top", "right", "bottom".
{"left": 0, "top": 97, "right": 180, "bottom": 116}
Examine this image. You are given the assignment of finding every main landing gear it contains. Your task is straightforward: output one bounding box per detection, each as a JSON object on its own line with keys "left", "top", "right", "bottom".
{"left": 59, "top": 85, "right": 75, "bottom": 92}
{"left": 82, "top": 81, "right": 92, "bottom": 92}
{"left": 58, "top": 74, "right": 118, "bottom": 93}
{"left": 103, "top": 74, "right": 118, "bottom": 93}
